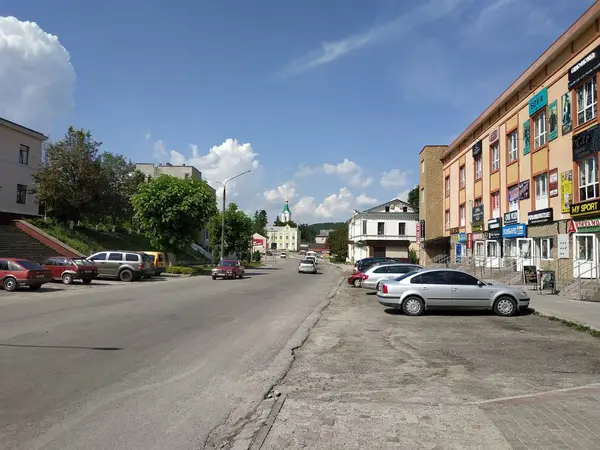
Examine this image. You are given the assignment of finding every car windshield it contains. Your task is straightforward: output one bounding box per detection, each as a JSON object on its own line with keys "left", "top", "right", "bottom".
{"left": 219, "top": 260, "right": 236, "bottom": 267}
{"left": 301, "top": 259, "right": 314, "bottom": 264}
{"left": 17, "top": 260, "right": 45, "bottom": 270}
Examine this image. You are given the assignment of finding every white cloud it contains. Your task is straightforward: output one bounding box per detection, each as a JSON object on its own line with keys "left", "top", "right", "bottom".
{"left": 380, "top": 169, "right": 410, "bottom": 188}
{"left": 145, "top": 130, "right": 152, "bottom": 140}
{"left": 292, "top": 188, "right": 380, "bottom": 221}
{"left": 356, "top": 194, "right": 378, "bottom": 206}
{"left": 0, "top": 16, "right": 76, "bottom": 132}
{"left": 295, "top": 159, "right": 373, "bottom": 187}
{"left": 397, "top": 189, "right": 411, "bottom": 202}
{"left": 153, "top": 139, "right": 168, "bottom": 160}
{"left": 264, "top": 182, "right": 297, "bottom": 203}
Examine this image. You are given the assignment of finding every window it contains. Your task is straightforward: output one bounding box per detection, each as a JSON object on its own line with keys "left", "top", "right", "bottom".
{"left": 474, "top": 155, "right": 482, "bottom": 180}
{"left": 491, "top": 192, "right": 500, "bottom": 218}
{"left": 0, "top": 260, "right": 8, "bottom": 271}
{"left": 125, "top": 254, "right": 139, "bottom": 262}
{"left": 91, "top": 253, "right": 107, "bottom": 261}
{"left": 459, "top": 165, "right": 466, "bottom": 189}
{"left": 377, "top": 222, "right": 385, "bottom": 235}
{"left": 16, "top": 184, "right": 27, "bottom": 204}
{"left": 578, "top": 156, "right": 598, "bottom": 201}
{"left": 402, "top": 206, "right": 407, "bottom": 212}
{"left": 474, "top": 198, "right": 483, "bottom": 207}
{"left": 398, "top": 222, "right": 406, "bottom": 235}
{"left": 421, "top": 160, "right": 425, "bottom": 173}
{"left": 577, "top": 76, "right": 597, "bottom": 126}
{"left": 508, "top": 185, "right": 519, "bottom": 211}
{"left": 535, "top": 172, "right": 548, "bottom": 209}
{"left": 445, "top": 210, "right": 450, "bottom": 229}
{"left": 445, "top": 176, "right": 450, "bottom": 197}
{"left": 540, "top": 237, "right": 554, "bottom": 260}
{"left": 19, "top": 145, "right": 29, "bottom": 165}
{"left": 108, "top": 253, "right": 123, "bottom": 261}
{"left": 447, "top": 271, "right": 479, "bottom": 286}
{"left": 385, "top": 206, "right": 390, "bottom": 212}
{"left": 507, "top": 131, "right": 518, "bottom": 163}
{"left": 491, "top": 142, "right": 500, "bottom": 172}
{"left": 362, "top": 220, "right": 367, "bottom": 234}
{"left": 504, "top": 240, "right": 517, "bottom": 258}
{"left": 411, "top": 271, "right": 449, "bottom": 285}
{"left": 459, "top": 204, "right": 466, "bottom": 227}
{"left": 533, "top": 110, "right": 547, "bottom": 149}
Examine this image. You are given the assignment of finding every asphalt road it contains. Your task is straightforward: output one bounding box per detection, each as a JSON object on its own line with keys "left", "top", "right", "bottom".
{"left": 0, "top": 258, "right": 341, "bottom": 450}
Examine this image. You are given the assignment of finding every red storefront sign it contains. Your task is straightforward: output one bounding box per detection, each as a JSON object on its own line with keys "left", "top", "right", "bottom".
{"left": 252, "top": 238, "right": 264, "bottom": 246}
{"left": 466, "top": 233, "right": 473, "bottom": 249}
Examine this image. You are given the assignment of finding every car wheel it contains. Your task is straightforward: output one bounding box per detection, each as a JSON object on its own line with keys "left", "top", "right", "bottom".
{"left": 212, "top": 275, "right": 217, "bottom": 280}
{"left": 62, "top": 273, "right": 74, "bottom": 285}
{"left": 82, "top": 278, "right": 93, "bottom": 285}
{"left": 29, "top": 284, "right": 42, "bottom": 290}
{"left": 119, "top": 269, "right": 134, "bottom": 282}
{"left": 3, "top": 277, "right": 17, "bottom": 292}
{"left": 494, "top": 296, "right": 517, "bottom": 317}
{"left": 402, "top": 296, "right": 425, "bottom": 316}
{"left": 353, "top": 278, "right": 362, "bottom": 288}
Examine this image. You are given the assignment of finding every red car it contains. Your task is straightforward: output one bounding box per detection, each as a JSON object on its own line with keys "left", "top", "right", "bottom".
{"left": 0, "top": 258, "right": 53, "bottom": 292}
{"left": 41, "top": 256, "right": 98, "bottom": 284}
{"left": 211, "top": 259, "right": 245, "bottom": 280}
{"left": 347, "top": 271, "right": 364, "bottom": 288}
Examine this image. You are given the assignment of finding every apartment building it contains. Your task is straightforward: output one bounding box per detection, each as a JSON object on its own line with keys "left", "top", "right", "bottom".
{"left": 0, "top": 117, "right": 47, "bottom": 223}
{"left": 439, "top": 2, "right": 600, "bottom": 278}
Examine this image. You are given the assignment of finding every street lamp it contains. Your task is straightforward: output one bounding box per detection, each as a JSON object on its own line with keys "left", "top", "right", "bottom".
{"left": 215, "top": 170, "right": 251, "bottom": 261}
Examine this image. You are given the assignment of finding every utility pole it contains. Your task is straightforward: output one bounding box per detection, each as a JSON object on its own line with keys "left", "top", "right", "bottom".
{"left": 215, "top": 170, "right": 251, "bottom": 261}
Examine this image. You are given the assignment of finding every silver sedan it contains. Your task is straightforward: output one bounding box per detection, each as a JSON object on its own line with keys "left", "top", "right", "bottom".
{"left": 298, "top": 259, "right": 317, "bottom": 274}
{"left": 377, "top": 268, "right": 530, "bottom": 317}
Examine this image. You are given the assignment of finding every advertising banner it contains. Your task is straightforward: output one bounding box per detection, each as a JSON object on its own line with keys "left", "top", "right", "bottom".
{"left": 549, "top": 168, "right": 558, "bottom": 197}
{"left": 561, "top": 170, "right": 573, "bottom": 213}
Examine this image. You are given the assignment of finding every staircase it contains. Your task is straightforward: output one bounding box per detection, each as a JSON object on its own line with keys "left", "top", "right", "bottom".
{"left": 0, "top": 225, "right": 61, "bottom": 262}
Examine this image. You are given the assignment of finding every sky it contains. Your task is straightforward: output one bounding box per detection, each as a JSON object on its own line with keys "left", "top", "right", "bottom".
{"left": 0, "top": 0, "right": 595, "bottom": 224}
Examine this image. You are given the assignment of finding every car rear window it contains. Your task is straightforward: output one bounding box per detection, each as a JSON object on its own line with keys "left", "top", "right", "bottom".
{"left": 158, "top": 254, "right": 164, "bottom": 262}
{"left": 17, "top": 260, "right": 45, "bottom": 270}
{"left": 301, "top": 259, "right": 314, "bottom": 264}
{"left": 219, "top": 260, "right": 235, "bottom": 267}
{"left": 125, "top": 253, "right": 139, "bottom": 262}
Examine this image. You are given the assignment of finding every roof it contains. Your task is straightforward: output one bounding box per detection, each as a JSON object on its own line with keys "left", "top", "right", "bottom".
{"left": 281, "top": 200, "right": 291, "bottom": 213}
{"left": 0, "top": 116, "right": 47, "bottom": 140}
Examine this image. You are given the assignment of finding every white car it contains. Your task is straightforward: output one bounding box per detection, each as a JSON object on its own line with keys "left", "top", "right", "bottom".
{"left": 280, "top": 252, "right": 287, "bottom": 259}
{"left": 298, "top": 259, "right": 317, "bottom": 274}
{"left": 305, "top": 255, "right": 318, "bottom": 265}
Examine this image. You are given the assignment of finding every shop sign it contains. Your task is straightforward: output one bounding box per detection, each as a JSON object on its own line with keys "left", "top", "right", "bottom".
{"left": 502, "top": 224, "right": 527, "bottom": 239}
{"left": 504, "top": 210, "right": 519, "bottom": 225}
{"left": 487, "top": 217, "right": 502, "bottom": 241}
{"left": 519, "top": 179, "right": 530, "bottom": 200}
{"left": 572, "top": 124, "right": 600, "bottom": 161}
{"left": 472, "top": 205, "right": 484, "bottom": 225}
{"left": 489, "top": 128, "right": 499, "bottom": 145}
{"left": 458, "top": 232, "right": 467, "bottom": 243}
{"left": 549, "top": 168, "right": 559, "bottom": 197}
{"left": 472, "top": 224, "right": 483, "bottom": 232}
{"left": 472, "top": 232, "right": 487, "bottom": 241}
{"left": 528, "top": 208, "right": 553, "bottom": 226}
{"left": 472, "top": 140, "right": 482, "bottom": 158}
{"left": 449, "top": 227, "right": 459, "bottom": 235}
{"left": 252, "top": 238, "right": 264, "bottom": 246}
{"left": 570, "top": 199, "right": 600, "bottom": 217}
{"left": 557, "top": 234, "right": 569, "bottom": 259}
{"left": 568, "top": 44, "right": 600, "bottom": 89}
{"left": 529, "top": 87, "right": 548, "bottom": 116}
{"left": 416, "top": 222, "right": 420, "bottom": 243}
{"left": 561, "top": 170, "right": 573, "bottom": 213}
{"left": 420, "top": 219, "right": 426, "bottom": 239}
{"left": 567, "top": 217, "right": 600, "bottom": 233}
{"left": 466, "top": 233, "right": 473, "bottom": 249}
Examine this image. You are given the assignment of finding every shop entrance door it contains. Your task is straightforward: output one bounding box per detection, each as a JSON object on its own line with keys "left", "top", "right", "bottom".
{"left": 485, "top": 240, "right": 501, "bottom": 268}
{"left": 474, "top": 241, "right": 486, "bottom": 267}
{"left": 516, "top": 238, "right": 533, "bottom": 271}
{"left": 573, "top": 234, "right": 597, "bottom": 278}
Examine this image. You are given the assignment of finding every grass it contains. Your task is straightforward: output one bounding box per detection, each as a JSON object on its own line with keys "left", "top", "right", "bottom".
{"left": 535, "top": 312, "right": 600, "bottom": 339}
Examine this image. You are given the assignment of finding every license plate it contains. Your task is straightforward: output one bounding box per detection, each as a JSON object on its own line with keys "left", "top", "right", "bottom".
{"left": 36, "top": 275, "right": 46, "bottom": 279}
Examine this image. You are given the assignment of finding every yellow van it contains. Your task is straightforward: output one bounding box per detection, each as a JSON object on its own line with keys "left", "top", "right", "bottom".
{"left": 144, "top": 251, "right": 166, "bottom": 275}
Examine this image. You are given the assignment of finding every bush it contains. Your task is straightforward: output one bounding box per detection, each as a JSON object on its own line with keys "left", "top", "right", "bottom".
{"left": 252, "top": 250, "right": 262, "bottom": 262}
{"left": 409, "top": 248, "right": 419, "bottom": 265}
{"left": 165, "top": 266, "right": 199, "bottom": 275}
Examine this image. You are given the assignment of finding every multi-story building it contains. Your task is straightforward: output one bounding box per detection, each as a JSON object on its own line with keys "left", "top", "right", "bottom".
{"left": 347, "top": 199, "right": 419, "bottom": 262}
{"left": 437, "top": 2, "right": 600, "bottom": 278}
{"left": 267, "top": 200, "right": 300, "bottom": 251}
{"left": 418, "top": 145, "right": 449, "bottom": 265}
{"left": 315, "top": 230, "right": 332, "bottom": 244}
{"left": 0, "top": 117, "right": 47, "bottom": 223}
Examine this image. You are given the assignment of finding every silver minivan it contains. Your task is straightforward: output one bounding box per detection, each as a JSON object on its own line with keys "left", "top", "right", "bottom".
{"left": 87, "top": 251, "right": 155, "bottom": 282}
{"left": 362, "top": 263, "right": 422, "bottom": 290}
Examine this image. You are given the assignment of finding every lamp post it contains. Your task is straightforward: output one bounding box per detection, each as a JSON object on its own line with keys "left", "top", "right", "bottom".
{"left": 215, "top": 170, "right": 251, "bottom": 261}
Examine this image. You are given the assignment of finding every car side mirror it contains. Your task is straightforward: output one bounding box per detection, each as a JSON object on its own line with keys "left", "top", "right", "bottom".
{"left": 477, "top": 280, "right": 484, "bottom": 287}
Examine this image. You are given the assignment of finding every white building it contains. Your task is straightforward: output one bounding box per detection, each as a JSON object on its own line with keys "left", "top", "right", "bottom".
{"left": 347, "top": 199, "right": 419, "bottom": 262}
{"left": 252, "top": 233, "right": 266, "bottom": 254}
{"left": 0, "top": 117, "right": 47, "bottom": 222}
{"left": 268, "top": 199, "right": 300, "bottom": 251}
{"left": 315, "top": 230, "right": 332, "bottom": 244}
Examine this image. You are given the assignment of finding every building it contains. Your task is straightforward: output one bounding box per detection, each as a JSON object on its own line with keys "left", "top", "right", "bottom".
{"left": 347, "top": 199, "right": 419, "bottom": 262}
{"left": 267, "top": 199, "right": 300, "bottom": 251}
{"left": 436, "top": 2, "right": 600, "bottom": 278}
{"left": 315, "top": 230, "right": 332, "bottom": 244}
{"left": 0, "top": 117, "right": 47, "bottom": 223}
{"left": 252, "top": 233, "right": 266, "bottom": 254}
{"left": 419, "top": 145, "right": 450, "bottom": 265}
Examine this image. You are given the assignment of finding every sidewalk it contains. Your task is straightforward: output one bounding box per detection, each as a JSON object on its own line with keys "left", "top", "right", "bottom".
{"left": 528, "top": 291, "right": 600, "bottom": 332}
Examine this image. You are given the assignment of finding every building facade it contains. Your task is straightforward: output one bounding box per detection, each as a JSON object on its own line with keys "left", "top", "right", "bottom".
{"left": 437, "top": 2, "right": 600, "bottom": 278}
{"left": 267, "top": 200, "right": 300, "bottom": 251}
{"left": 0, "top": 117, "right": 47, "bottom": 223}
{"left": 315, "top": 230, "right": 332, "bottom": 244}
{"left": 252, "top": 233, "right": 267, "bottom": 254}
{"left": 347, "top": 199, "right": 419, "bottom": 262}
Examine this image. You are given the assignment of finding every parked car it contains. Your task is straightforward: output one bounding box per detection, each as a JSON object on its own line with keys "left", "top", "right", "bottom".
{"left": 212, "top": 260, "right": 245, "bottom": 279}
{"left": 377, "top": 269, "right": 530, "bottom": 317}
{"left": 298, "top": 259, "right": 317, "bottom": 274}
{"left": 0, "top": 258, "right": 53, "bottom": 291}
{"left": 347, "top": 271, "right": 365, "bottom": 287}
{"left": 87, "top": 251, "right": 155, "bottom": 281}
{"left": 41, "top": 256, "right": 98, "bottom": 284}
{"left": 143, "top": 251, "right": 166, "bottom": 275}
{"left": 305, "top": 255, "right": 318, "bottom": 266}
{"left": 354, "top": 257, "right": 406, "bottom": 274}
{"left": 361, "top": 263, "right": 423, "bottom": 290}
{"left": 280, "top": 252, "right": 287, "bottom": 259}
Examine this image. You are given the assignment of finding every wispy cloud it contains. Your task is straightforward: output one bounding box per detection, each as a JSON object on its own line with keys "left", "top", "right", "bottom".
{"left": 275, "top": 0, "right": 467, "bottom": 79}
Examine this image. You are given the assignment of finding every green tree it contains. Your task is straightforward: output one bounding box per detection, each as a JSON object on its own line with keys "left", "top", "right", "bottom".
{"left": 298, "top": 223, "right": 317, "bottom": 243}
{"left": 253, "top": 209, "right": 268, "bottom": 236}
{"left": 208, "top": 203, "right": 254, "bottom": 261}
{"left": 273, "top": 218, "right": 297, "bottom": 227}
{"left": 407, "top": 185, "right": 419, "bottom": 211}
{"left": 131, "top": 175, "right": 217, "bottom": 252}
{"left": 326, "top": 223, "right": 349, "bottom": 262}
{"left": 33, "top": 126, "right": 104, "bottom": 222}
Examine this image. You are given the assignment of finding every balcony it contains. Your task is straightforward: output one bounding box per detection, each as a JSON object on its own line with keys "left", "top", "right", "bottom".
{"left": 349, "top": 233, "right": 416, "bottom": 242}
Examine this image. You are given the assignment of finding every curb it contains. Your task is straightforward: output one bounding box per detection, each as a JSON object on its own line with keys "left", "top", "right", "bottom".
{"left": 533, "top": 310, "right": 600, "bottom": 336}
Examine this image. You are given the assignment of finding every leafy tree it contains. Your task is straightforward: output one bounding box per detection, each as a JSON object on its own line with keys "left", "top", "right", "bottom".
{"left": 253, "top": 209, "right": 268, "bottom": 236}
{"left": 326, "top": 223, "right": 349, "bottom": 262}
{"left": 273, "top": 218, "right": 297, "bottom": 227}
{"left": 407, "top": 185, "right": 419, "bottom": 211}
{"left": 131, "top": 175, "right": 217, "bottom": 253}
{"left": 208, "top": 203, "right": 254, "bottom": 261}
{"left": 33, "top": 126, "right": 105, "bottom": 222}
{"left": 298, "top": 223, "right": 317, "bottom": 243}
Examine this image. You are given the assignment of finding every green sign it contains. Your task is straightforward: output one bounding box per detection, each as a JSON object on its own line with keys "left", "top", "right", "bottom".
{"left": 548, "top": 100, "right": 558, "bottom": 141}
{"left": 356, "top": 240, "right": 364, "bottom": 247}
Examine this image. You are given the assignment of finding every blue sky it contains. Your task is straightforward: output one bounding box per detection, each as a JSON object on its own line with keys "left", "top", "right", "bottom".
{"left": 0, "top": 0, "right": 595, "bottom": 223}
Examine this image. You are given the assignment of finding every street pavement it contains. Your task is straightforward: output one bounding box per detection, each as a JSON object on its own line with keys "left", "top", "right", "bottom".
{"left": 258, "top": 283, "right": 600, "bottom": 449}
{"left": 0, "top": 259, "right": 342, "bottom": 450}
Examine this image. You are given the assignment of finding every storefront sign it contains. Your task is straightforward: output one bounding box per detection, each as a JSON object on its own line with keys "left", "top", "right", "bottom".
{"left": 472, "top": 224, "right": 483, "bottom": 232}
{"left": 449, "top": 227, "right": 459, "bottom": 235}
{"left": 572, "top": 124, "right": 600, "bottom": 161}
{"left": 570, "top": 199, "right": 600, "bottom": 217}
{"left": 528, "top": 208, "right": 554, "bottom": 225}
{"left": 487, "top": 218, "right": 502, "bottom": 241}
{"left": 466, "top": 233, "right": 473, "bottom": 249}
{"left": 252, "top": 238, "right": 264, "bottom": 246}
{"left": 502, "top": 224, "right": 527, "bottom": 238}
{"left": 567, "top": 217, "right": 600, "bottom": 233}
{"left": 561, "top": 170, "right": 573, "bottom": 213}
{"left": 489, "top": 128, "right": 499, "bottom": 145}
{"left": 472, "top": 232, "right": 487, "bottom": 241}
{"left": 472, "top": 140, "right": 482, "bottom": 158}
{"left": 529, "top": 87, "right": 548, "bottom": 116}
{"left": 458, "top": 232, "right": 466, "bottom": 243}
{"left": 519, "top": 179, "right": 530, "bottom": 200}
{"left": 504, "top": 210, "right": 519, "bottom": 225}
{"left": 557, "top": 234, "right": 569, "bottom": 259}
{"left": 420, "top": 219, "right": 425, "bottom": 239}
{"left": 568, "top": 44, "right": 600, "bottom": 89}
{"left": 416, "top": 222, "right": 420, "bottom": 243}
{"left": 549, "top": 168, "right": 559, "bottom": 197}
{"left": 523, "top": 120, "right": 531, "bottom": 155}
{"left": 472, "top": 205, "right": 484, "bottom": 225}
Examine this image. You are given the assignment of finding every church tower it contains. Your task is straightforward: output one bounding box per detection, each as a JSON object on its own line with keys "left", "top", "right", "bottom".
{"left": 280, "top": 199, "right": 292, "bottom": 223}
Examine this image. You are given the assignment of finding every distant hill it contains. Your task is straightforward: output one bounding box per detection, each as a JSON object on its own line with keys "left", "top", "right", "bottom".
{"left": 308, "top": 222, "right": 346, "bottom": 233}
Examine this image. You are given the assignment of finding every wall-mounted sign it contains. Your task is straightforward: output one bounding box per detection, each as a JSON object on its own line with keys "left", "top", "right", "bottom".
{"left": 472, "top": 140, "right": 482, "bottom": 158}
{"left": 416, "top": 222, "right": 420, "bottom": 243}
{"left": 570, "top": 199, "right": 600, "bottom": 217}
{"left": 472, "top": 205, "right": 484, "bottom": 225}
{"left": 549, "top": 168, "right": 559, "bottom": 197}
{"left": 572, "top": 124, "right": 600, "bottom": 161}
{"left": 458, "top": 232, "right": 467, "bottom": 243}
{"left": 489, "top": 128, "right": 499, "bottom": 145}
{"left": 252, "top": 238, "right": 264, "bottom": 246}
{"left": 504, "top": 210, "right": 519, "bottom": 225}
{"left": 561, "top": 170, "right": 573, "bottom": 213}
{"left": 557, "top": 234, "right": 569, "bottom": 258}
{"left": 466, "top": 233, "right": 473, "bottom": 249}
{"left": 471, "top": 232, "right": 487, "bottom": 241}
{"left": 561, "top": 92, "right": 572, "bottom": 135}
{"left": 529, "top": 87, "right": 548, "bottom": 116}
{"left": 487, "top": 218, "right": 502, "bottom": 241}
{"left": 519, "top": 179, "right": 530, "bottom": 200}
{"left": 472, "top": 224, "right": 483, "bottom": 232}
{"left": 523, "top": 120, "right": 531, "bottom": 155}
{"left": 548, "top": 100, "right": 558, "bottom": 141}
{"left": 502, "top": 224, "right": 527, "bottom": 239}
{"left": 567, "top": 217, "right": 600, "bottom": 233}
{"left": 568, "top": 44, "right": 600, "bottom": 89}
{"left": 420, "top": 219, "right": 425, "bottom": 239}
{"left": 450, "top": 227, "right": 459, "bottom": 235}
{"left": 528, "top": 208, "right": 553, "bottom": 226}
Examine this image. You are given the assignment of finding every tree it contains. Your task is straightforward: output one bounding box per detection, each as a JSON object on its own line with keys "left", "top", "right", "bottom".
{"left": 273, "top": 218, "right": 297, "bottom": 227}
{"left": 407, "top": 185, "right": 419, "bottom": 211}
{"left": 298, "top": 223, "right": 317, "bottom": 243}
{"left": 326, "top": 223, "right": 349, "bottom": 262}
{"left": 253, "top": 209, "right": 268, "bottom": 236}
{"left": 33, "top": 126, "right": 105, "bottom": 222}
{"left": 131, "top": 175, "right": 217, "bottom": 253}
{"left": 208, "top": 203, "right": 254, "bottom": 261}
